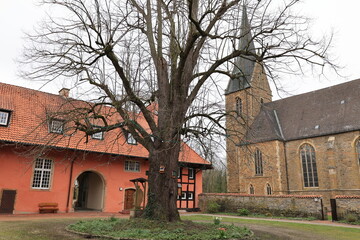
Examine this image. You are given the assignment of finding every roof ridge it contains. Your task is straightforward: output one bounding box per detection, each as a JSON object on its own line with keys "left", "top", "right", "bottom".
{"left": 267, "top": 78, "right": 360, "bottom": 105}
{"left": 0, "top": 81, "right": 65, "bottom": 99}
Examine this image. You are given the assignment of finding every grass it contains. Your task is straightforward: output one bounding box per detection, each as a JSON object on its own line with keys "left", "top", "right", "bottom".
{"left": 182, "top": 215, "right": 360, "bottom": 240}
{"left": 0, "top": 218, "right": 85, "bottom": 240}
{"left": 68, "top": 217, "right": 253, "bottom": 240}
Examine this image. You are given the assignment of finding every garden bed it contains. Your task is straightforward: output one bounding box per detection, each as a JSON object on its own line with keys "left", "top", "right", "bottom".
{"left": 67, "top": 217, "right": 253, "bottom": 240}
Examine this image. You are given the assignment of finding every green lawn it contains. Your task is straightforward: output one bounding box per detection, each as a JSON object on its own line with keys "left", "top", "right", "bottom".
{"left": 182, "top": 215, "right": 360, "bottom": 240}
{"left": 0, "top": 219, "right": 86, "bottom": 240}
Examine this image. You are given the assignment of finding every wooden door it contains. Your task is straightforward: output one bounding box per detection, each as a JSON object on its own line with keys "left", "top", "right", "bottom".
{"left": 124, "top": 189, "right": 135, "bottom": 210}
{"left": 0, "top": 190, "right": 16, "bottom": 214}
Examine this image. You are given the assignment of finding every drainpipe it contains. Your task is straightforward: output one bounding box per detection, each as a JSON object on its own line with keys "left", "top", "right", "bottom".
{"left": 66, "top": 156, "right": 76, "bottom": 213}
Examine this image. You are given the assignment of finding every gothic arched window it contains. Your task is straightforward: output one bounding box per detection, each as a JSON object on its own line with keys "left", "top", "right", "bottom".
{"left": 356, "top": 139, "right": 360, "bottom": 164}
{"left": 249, "top": 184, "right": 254, "bottom": 194}
{"left": 300, "top": 144, "right": 319, "bottom": 187}
{"left": 235, "top": 97, "right": 242, "bottom": 116}
{"left": 266, "top": 183, "right": 272, "bottom": 195}
{"left": 255, "top": 148, "right": 263, "bottom": 176}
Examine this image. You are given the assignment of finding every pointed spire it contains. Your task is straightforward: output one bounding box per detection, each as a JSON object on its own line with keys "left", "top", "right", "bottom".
{"left": 225, "top": 5, "right": 256, "bottom": 95}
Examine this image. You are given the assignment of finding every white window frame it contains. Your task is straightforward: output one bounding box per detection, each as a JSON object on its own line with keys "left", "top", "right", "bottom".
{"left": 125, "top": 160, "right": 140, "bottom": 172}
{"left": 91, "top": 126, "right": 104, "bottom": 140}
{"left": 0, "top": 110, "right": 10, "bottom": 126}
{"left": 188, "top": 192, "right": 194, "bottom": 200}
{"left": 32, "top": 158, "right": 53, "bottom": 189}
{"left": 178, "top": 167, "right": 182, "bottom": 179}
{"left": 188, "top": 168, "right": 194, "bottom": 179}
{"left": 49, "top": 119, "right": 64, "bottom": 134}
{"left": 127, "top": 133, "right": 137, "bottom": 145}
{"left": 181, "top": 192, "right": 187, "bottom": 200}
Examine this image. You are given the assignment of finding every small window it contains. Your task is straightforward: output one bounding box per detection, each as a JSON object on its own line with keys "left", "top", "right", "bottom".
{"left": 255, "top": 149, "right": 263, "bottom": 176}
{"left": 249, "top": 184, "right": 255, "bottom": 194}
{"left": 0, "top": 110, "right": 11, "bottom": 126}
{"left": 178, "top": 167, "right": 182, "bottom": 179}
{"left": 91, "top": 126, "right": 104, "bottom": 140}
{"left": 266, "top": 183, "right": 272, "bottom": 195}
{"left": 188, "top": 168, "right": 194, "bottom": 179}
{"left": 49, "top": 119, "right": 64, "bottom": 134}
{"left": 32, "top": 158, "right": 53, "bottom": 189}
{"left": 188, "top": 192, "right": 194, "bottom": 200}
{"left": 127, "top": 133, "right": 137, "bottom": 145}
{"left": 125, "top": 160, "right": 140, "bottom": 172}
{"left": 236, "top": 97, "right": 242, "bottom": 116}
{"left": 356, "top": 139, "right": 360, "bottom": 164}
{"left": 181, "top": 192, "right": 187, "bottom": 200}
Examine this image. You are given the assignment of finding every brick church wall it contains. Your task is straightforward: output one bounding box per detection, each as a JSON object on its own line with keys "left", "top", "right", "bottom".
{"left": 238, "top": 140, "right": 288, "bottom": 195}
{"left": 285, "top": 131, "right": 360, "bottom": 209}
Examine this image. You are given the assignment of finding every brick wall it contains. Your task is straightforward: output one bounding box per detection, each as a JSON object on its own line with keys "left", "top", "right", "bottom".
{"left": 199, "top": 193, "right": 324, "bottom": 219}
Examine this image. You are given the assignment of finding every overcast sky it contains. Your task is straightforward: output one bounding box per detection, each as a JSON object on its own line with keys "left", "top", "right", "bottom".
{"left": 1, "top": 0, "right": 360, "bottom": 99}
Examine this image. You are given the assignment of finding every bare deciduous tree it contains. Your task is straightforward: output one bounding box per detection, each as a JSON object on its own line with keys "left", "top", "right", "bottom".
{"left": 21, "top": 0, "right": 335, "bottom": 221}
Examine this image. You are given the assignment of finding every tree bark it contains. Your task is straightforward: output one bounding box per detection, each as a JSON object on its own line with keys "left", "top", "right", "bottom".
{"left": 143, "top": 141, "right": 181, "bottom": 222}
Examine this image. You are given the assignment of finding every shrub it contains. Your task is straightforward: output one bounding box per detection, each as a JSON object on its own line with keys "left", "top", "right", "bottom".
{"left": 237, "top": 208, "right": 250, "bottom": 216}
{"left": 345, "top": 213, "right": 358, "bottom": 223}
{"left": 206, "top": 201, "right": 220, "bottom": 213}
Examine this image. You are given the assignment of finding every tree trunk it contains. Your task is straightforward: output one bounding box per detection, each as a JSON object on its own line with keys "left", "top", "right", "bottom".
{"left": 143, "top": 141, "right": 181, "bottom": 222}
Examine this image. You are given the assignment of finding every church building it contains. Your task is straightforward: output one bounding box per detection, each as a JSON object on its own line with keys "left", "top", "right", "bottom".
{"left": 225, "top": 6, "right": 360, "bottom": 207}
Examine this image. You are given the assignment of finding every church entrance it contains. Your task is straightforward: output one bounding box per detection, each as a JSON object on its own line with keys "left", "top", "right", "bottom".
{"left": 74, "top": 171, "right": 104, "bottom": 211}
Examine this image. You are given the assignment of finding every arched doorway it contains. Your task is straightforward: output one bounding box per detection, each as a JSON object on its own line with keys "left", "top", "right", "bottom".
{"left": 74, "top": 171, "right": 104, "bottom": 211}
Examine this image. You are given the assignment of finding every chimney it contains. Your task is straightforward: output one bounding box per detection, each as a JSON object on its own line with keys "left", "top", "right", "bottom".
{"left": 59, "top": 88, "right": 70, "bottom": 98}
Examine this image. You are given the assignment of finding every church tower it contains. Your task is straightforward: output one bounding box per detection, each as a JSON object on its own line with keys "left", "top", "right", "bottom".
{"left": 225, "top": 5, "right": 272, "bottom": 192}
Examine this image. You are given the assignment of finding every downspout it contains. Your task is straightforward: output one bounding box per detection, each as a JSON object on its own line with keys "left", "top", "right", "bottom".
{"left": 66, "top": 156, "right": 76, "bottom": 213}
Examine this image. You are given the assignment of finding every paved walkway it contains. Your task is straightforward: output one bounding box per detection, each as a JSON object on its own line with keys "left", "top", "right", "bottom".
{"left": 189, "top": 213, "right": 360, "bottom": 229}
{"left": 0, "top": 211, "right": 128, "bottom": 221}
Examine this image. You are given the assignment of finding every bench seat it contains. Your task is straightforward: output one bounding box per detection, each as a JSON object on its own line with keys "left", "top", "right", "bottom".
{"left": 38, "top": 203, "right": 59, "bottom": 213}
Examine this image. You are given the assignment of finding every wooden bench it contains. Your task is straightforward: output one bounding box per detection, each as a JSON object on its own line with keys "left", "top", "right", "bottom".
{"left": 38, "top": 203, "right": 59, "bottom": 213}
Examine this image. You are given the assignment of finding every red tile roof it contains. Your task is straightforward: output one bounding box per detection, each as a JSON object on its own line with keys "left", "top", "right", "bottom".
{"left": 335, "top": 195, "right": 360, "bottom": 199}
{"left": 0, "top": 82, "right": 211, "bottom": 166}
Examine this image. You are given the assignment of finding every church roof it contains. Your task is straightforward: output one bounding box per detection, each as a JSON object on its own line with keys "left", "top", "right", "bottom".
{"left": 225, "top": 5, "right": 256, "bottom": 95}
{"left": 243, "top": 78, "right": 360, "bottom": 144}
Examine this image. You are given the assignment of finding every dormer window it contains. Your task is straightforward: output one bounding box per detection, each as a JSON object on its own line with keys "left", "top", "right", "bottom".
{"left": 0, "top": 110, "right": 11, "bottom": 127}
{"left": 91, "top": 126, "right": 104, "bottom": 140}
{"left": 127, "top": 132, "right": 137, "bottom": 145}
{"left": 49, "top": 119, "right": 64, "bottom": 134}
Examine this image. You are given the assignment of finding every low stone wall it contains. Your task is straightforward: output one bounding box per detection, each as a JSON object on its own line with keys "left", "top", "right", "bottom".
{"left": 335, "top": 195, "right": 360, "bottom": 220}
{"left": 199, "top": 193, "right": 324, "bottom": 219}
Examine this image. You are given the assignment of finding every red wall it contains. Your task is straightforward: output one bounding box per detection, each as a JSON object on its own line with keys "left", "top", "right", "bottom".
{"left": 0, "top": 145, "right": 203, "bottom": 214}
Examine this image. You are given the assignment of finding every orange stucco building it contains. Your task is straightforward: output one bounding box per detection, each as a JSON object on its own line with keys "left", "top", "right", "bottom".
{"left": 0, "top": 83, "right": 211, "bottom": 214}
